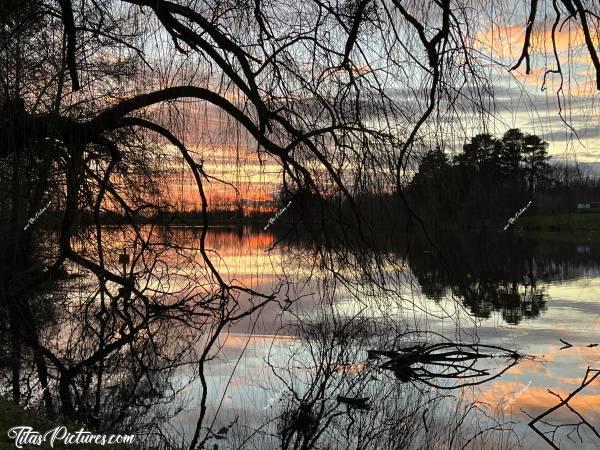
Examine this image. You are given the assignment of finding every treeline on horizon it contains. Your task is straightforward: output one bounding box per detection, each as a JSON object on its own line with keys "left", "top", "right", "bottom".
{"left": 407, "top": 128, "right": 600, "bottom": 228}
{"left": 408, "top": 128, "right": 551, "bottom": 229}
{"left": 332, "top": 128, "right": 600, "bottom": 231}
{"left": 218, "top": 127, "right": 600, "bottom": 236}
{"left": 36, "top": 128, "right": 600, "bottom": 231}
{"left": 283, "top": 128, "right": 600, "bottom": 237}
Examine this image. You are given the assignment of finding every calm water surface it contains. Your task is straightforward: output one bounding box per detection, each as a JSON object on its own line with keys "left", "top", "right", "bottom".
{"left": 101, "top": 226, "right": 600, "bottom": 449}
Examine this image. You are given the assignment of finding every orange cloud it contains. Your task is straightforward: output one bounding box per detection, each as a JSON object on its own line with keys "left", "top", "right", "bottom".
{"left": 475, "top": 21, "right": 599, "bottom": 92}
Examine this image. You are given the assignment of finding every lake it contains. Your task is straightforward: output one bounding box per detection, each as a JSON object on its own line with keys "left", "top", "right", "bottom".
{"left": 49, "top": 225, "right": 600, "bottom": 449}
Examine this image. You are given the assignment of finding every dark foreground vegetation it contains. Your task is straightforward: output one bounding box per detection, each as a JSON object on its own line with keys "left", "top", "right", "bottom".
{"left": 1, "top": 0, "right": 599, "bottom": 448}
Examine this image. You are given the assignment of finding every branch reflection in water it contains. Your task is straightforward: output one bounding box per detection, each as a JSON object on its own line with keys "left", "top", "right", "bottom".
{"left": 6, "top": 225, "right": 600, "bottom": 449}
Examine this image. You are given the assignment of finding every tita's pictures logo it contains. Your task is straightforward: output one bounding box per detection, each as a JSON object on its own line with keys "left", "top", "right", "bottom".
{"left": 23, "top": 200, "right": 52, "bottom": 231}
{"left": 7, "top": 426, "right": 135, "bottom": 448}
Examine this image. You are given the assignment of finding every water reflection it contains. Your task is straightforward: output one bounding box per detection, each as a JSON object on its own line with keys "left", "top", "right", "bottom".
{"left": 6, "top": 225, "right": 600, "bottom": 449}
{"left": 125, "top": 227, "right": 600, "bottom": 449}
{"left": 406, "top": 233, "right": 548, "bottom": 325}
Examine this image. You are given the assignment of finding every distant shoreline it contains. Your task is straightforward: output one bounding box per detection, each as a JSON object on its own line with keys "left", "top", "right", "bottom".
{"left": 25, "top": 209, "right": 600, "bottom": 235}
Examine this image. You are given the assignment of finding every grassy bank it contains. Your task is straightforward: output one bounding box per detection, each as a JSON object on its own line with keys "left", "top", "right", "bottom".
{"left": 519, "top": 212, "right": 600, "bottom": 232}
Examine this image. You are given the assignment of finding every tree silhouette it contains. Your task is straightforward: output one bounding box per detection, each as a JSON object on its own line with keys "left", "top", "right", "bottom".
{"left": 0, "top": 0, "right": 598, "bottom": 448}
{"left": 522, "top": 134, "right": 551, "bottom": 196}
{"left": 409, "top": 129, "right": 552, "bottom": 226}
{"left": 500, "top": 128, "right": 526, "bottom": 176}
{"left": 455, "top": 134, "right": 503, "bottom": 176}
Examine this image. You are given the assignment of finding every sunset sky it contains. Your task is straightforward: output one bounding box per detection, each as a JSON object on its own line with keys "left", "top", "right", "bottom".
{"left": 473, "top": 16, "right": 600, "bottom": 162}
{"left": 144, "top": 2, "right": 600, "bottom": 212}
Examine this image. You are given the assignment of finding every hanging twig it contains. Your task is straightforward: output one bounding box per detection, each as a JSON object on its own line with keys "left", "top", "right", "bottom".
{"left": 528, "top": 367, "right": 600, "bottom": 449}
